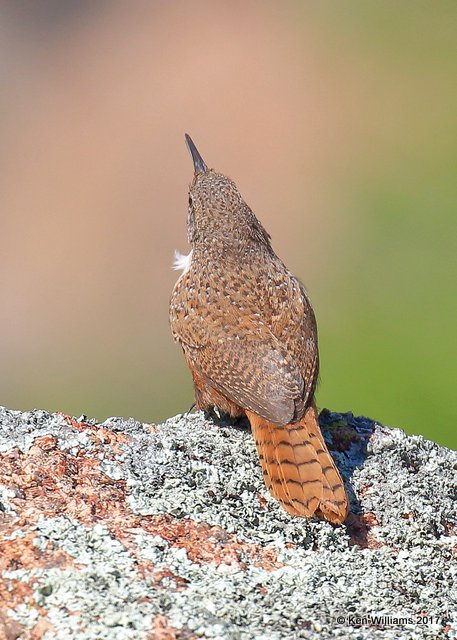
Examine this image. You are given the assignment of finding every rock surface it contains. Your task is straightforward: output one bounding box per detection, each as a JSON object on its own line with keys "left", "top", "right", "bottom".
{"left": 0, "top": 406, "right": 455, "bottom": 640}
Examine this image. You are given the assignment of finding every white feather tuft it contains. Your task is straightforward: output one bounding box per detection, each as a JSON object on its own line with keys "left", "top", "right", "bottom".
{"left": 173, "top": 250, "right": 193, "bottom": 273}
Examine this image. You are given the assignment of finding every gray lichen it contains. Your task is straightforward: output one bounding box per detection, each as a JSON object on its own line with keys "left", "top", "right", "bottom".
{"left": 0, "top": 405, "right": 455, "bottom": 640}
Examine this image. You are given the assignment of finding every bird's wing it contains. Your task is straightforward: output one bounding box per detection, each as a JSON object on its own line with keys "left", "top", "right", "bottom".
{"left": 173, "top": 310, "right": 304, "bottom": 425}
{"left": 296, "top": 280, "right": 320, "bottom": 405}
{"left": 264, "top": 272, "right": 319, "bottom": 411}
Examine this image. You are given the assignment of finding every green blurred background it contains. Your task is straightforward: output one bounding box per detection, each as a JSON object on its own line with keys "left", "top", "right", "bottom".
{"left": 1, "top": 2, "right": 456, "bottom": 448}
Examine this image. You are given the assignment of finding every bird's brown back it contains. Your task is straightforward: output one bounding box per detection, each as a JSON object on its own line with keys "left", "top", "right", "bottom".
{"left": 171, "top": 242, "right": 318, "bottom": 425}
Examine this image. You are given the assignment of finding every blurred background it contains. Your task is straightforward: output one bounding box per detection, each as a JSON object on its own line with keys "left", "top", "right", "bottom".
{"left": 1, "top": 2, "right": 456, "bottom": 448}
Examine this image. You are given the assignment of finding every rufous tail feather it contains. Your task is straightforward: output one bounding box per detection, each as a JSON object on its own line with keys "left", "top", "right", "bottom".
{"left": 246, "top": 404, "right": 348, "bottom": 524}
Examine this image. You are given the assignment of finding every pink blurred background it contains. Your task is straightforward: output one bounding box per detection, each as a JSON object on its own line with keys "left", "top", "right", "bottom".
{"left": 1, "top": 2, "right": 456, "bottom": 447}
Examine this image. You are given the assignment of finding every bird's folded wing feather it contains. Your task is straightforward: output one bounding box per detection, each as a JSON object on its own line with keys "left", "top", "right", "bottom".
{"left": 173, "top": 312, "right": 305, "bottom": 425}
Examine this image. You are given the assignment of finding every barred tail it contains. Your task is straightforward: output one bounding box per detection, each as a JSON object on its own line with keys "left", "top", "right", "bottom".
{"left": 246, "top": 404, "right": 348, "bottom": 524}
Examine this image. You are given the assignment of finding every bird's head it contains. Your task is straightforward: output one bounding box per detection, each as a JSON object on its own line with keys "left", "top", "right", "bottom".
{"left": 184, "top": 134, "right": 271, "bottom": 254}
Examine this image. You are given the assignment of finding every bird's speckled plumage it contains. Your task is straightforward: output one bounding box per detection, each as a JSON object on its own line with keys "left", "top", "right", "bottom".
{"left": 170, "top": 135, "right": 348, "bottom": 524}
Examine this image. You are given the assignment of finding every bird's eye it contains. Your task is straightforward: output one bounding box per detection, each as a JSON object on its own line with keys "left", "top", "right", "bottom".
{"left": 188, "top": 196, "right": 193, "bottom": 207}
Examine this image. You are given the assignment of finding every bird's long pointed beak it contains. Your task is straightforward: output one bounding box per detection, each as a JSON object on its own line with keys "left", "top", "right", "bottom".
{"left": 185, "top": 133, "right": 208, "bottom": 174}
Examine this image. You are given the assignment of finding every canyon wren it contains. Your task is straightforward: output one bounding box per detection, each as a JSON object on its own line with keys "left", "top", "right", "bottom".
{"left": 170, "top": 134, "right": 348, "bottom": 524}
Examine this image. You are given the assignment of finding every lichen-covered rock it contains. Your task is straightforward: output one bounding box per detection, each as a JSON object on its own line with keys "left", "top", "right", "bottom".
{"left": 0, "top": 406, "right": 455, "bottom": 640}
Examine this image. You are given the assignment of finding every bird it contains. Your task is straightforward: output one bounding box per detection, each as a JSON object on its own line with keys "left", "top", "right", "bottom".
{"left": 169, "top": 134, "right": 348, "bottom": 524}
